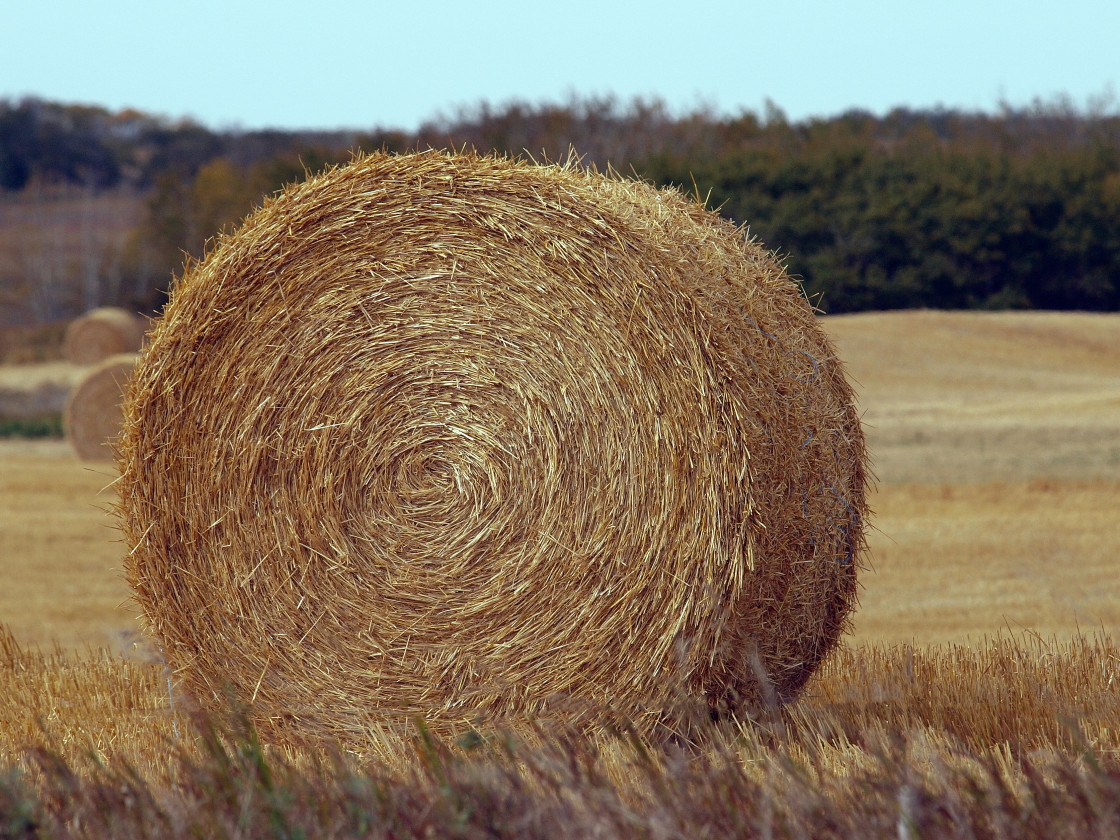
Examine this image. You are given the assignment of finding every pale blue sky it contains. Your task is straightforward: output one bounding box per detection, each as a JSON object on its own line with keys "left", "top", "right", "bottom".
{"left": 3, "top": 0, "right": 1117, "bottom": 130}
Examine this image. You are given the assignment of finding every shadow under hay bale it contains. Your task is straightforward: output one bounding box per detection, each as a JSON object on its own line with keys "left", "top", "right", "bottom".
{"left": 65, "top": 353, "right": 136, "bottom": 461}
{"left": 63, "top": 307, "right": 147, "bottom": 366}
{"left": 116, "top": 150, "right": 870, "bottom": 748}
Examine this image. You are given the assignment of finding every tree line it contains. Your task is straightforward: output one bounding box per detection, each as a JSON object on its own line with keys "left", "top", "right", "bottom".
{"left": 2, "top": 95, "right": 1119, "bottom": 317}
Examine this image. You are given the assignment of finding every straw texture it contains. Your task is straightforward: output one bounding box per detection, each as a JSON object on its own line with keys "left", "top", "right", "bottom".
{"left": 116, "top": 150, "right": 869, "bottom": 746}
{"left": 65, "top": 353, "right": 136, "bottom": 461}
{"left": 63, "top": 307, "right": 147, "bottom": 365}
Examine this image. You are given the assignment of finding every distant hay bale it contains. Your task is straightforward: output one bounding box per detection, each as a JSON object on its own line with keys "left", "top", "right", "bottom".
{"left": 65, "top": 353, "right": 136, "bottom": 461}
{"left": 116, "top": 150, "right": 869, "bottom": 746}
{"left": 63, "top": 307, "right": 147, "bottom": 365}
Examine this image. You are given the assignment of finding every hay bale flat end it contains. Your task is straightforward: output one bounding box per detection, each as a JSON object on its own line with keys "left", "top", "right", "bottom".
{"left": 116, "top": 150, "right": 869, "bottom": 747}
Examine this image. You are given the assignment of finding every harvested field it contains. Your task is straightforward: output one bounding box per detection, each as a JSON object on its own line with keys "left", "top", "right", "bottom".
{"left": 828, "top": 310, "right": 1120, "bottom": 483}
{"left": 1, "top": 624, "right": 1118, "bottom": 836}
{"left": 0, "top": 443, "right": 132, "bottom": 653}
{"left": 1, "top": 307, "right": 1118, "bottom": 831}
{"left": 857, "top": 479, "right": 1120, "bottom": 642}
{"left": 1, "top": 310, "right": 1116, "bottom": 652}
{"left": 4, "top": 446, "right": 1117, "bottom": 655}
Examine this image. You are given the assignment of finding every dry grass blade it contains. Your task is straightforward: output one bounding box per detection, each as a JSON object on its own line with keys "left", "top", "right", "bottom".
{"left": 115, "top": 150, "right": 869, "bottom": 749}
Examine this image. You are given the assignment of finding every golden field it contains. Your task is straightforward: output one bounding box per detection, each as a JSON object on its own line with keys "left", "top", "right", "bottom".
{"left": 826, "top": 310, "right": 1120, "bottom": 643}
{"left": 2, "top": 310, "right": 1118, "bottom": 653}
{"left": 1, "top": 309, "right": 1119, "bottom": 835}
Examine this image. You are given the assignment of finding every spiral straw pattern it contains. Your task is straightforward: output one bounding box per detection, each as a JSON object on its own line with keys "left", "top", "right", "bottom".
{"left": 116, "top": 150, "right": 869, "bottom": 746}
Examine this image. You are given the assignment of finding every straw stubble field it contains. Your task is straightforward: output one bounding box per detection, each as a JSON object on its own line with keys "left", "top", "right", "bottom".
{"left": 1, "top": 308, "right": 1119, "bottom": 835}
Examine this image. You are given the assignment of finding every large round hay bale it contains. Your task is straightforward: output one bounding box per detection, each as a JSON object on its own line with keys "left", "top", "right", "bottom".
{"left": 65, "top": 353, "right": 136, "bottom": 461}
{"left": 63, "top": 307, "right": 147, "bottom": 365}
{"left": 116, "top": 151, "right": 869, "bottom": 746}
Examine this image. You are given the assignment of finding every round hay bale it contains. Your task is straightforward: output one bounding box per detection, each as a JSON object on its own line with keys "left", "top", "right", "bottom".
{"left": 65, "top": 353, "right": 136, "bottom": 461}
{"left": 116, "top": 151, "right": 869, "bottom": 745}
{"left": 63, "top": 307, "right": 147, "bottom": 365}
